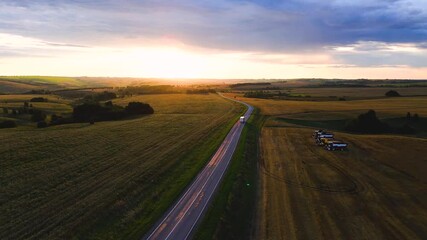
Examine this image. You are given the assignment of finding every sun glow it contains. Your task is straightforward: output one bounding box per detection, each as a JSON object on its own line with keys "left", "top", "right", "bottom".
{"left": 126, "top": 47, "right": 208, "bottom": 78}
{"left": 2, "top": 33, "right": 427, "bottom": 79}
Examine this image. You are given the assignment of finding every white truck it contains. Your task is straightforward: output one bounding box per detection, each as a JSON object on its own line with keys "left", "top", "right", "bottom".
{"left": 239, "top": 116, "right": 246, "bottom": 123}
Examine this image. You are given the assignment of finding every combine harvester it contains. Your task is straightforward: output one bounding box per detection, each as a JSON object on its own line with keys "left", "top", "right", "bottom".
{"left": 313, "top": 129, "right": 348, "bottom": 151}
{"left": 315, "top": 132, "right": 334, "bottom": 146}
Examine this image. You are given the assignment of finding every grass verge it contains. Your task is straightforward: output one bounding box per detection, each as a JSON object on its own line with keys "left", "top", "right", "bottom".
{"left": 194, "top": 108, "right": 265, "bottom": 240}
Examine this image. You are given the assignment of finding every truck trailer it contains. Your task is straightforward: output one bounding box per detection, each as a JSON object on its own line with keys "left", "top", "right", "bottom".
{"left": 325, "top": 141, "right": 348, "bottom": 151}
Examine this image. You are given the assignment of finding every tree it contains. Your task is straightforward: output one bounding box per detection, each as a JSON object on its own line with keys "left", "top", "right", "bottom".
{"left": 406, "top": 112, "right": 411, "bottom": 121}
{"left": 345, "top": 110, "right": 390, "bottom": 133}
{"left": 125, "top": 102, "right": 154, "bottom": 115}
{"left": 24, "top": 101, "right": 29, "bottom": 108}
{"left": 413, "top": 113, "right": 420, "bottom": 122}
{"left": 2, "top": 108, "right": 8, "bottom": 114}
{"left": 385, "top": 90, "right": 400, "bottom": 97}
{"left": 73, "top": 103, "right": 106, "bottom": 122}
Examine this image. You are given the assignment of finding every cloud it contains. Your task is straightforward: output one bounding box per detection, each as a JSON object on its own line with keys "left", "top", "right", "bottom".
{"left": 1, "top": 0, "right": 427, "bottom": 70}
{"left": 1, "top": 0, "right": 426, "bottom": 52}
{"left": 331, "top": 41, "right": 427, "bottom": 67}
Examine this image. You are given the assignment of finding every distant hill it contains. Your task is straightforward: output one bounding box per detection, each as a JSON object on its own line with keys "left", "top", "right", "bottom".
{"left": 0, "top": 76, "right": 148, "bottom": 93}
{"left": 0, "top": 76, "right": 93, "bottom": 93}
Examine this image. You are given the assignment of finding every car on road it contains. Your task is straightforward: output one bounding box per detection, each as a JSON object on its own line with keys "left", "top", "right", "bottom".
{"left": 240, "top": 116, "right": 246, "bottom": 123}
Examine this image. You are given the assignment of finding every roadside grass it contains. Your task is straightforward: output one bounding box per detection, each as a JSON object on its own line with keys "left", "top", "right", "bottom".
{"left": 194, "top": 108, "right": 265, "bottom": 240}
{"left": 0, "top": 93, "right": 244, "bottom": 240}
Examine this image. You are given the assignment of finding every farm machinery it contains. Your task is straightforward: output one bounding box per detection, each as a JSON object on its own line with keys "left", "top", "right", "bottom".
{"left": 313, "top": 129, "right": 348, "bottom": 151}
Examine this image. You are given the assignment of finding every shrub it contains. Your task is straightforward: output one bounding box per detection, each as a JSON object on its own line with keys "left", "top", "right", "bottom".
{"left": 125, "top": 102, "right": 154, "bottom": 115}
{"left": 50, "top": 114, "right": 67, "bottom": 125}
{"left": 186, "top": 89, "right": 216, "bottom": 94}
{"left": 0, "top": 120, "right": 17, "bottom": 128}
{"left": 37, "top": 121, "right": 48, "bottom": 128}
{"left": 244, "top": 91, "right": 275, "bottom": 98}
{"left": 396, "top": 123, "right": 416, "bottom": 134}
{"left": 72, "top": 102, "right": 154, "bottom": 123}
{"left": 105, "top": 101, "right": 113, "bottom": 107}
{"left": 83, "top": 91, "right": 117, "bottom": 102}
{"left": 385, "top": 90, "right": 400, "bottom": 97}
{"left": 30, "top": 97, "right": 48, "bottom": 102}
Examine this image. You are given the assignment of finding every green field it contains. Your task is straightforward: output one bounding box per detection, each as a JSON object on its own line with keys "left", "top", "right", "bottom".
{"left": 0, "top": 93, "right": 244, "bottom": 239}
{"left": 0, "top": 94, "right": 72, "bottom": 127}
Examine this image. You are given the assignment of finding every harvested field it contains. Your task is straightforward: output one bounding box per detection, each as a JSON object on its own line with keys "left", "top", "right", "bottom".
{"left": 257, "top": 127, "right": 427, "bottom": 240}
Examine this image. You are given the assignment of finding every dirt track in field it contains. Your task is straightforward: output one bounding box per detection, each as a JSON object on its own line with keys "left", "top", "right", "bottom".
{"left": 257, "top": 127, "right": 427, "bottom": 240}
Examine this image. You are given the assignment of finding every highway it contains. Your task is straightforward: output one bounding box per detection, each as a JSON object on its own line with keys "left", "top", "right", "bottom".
{"left": 144, "top": 95, "right": 253, "bottom": 240}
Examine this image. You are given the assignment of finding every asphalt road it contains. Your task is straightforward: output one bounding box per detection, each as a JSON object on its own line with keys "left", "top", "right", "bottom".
{"left": 144, "top": 95, "right": 253, "bottom": 240}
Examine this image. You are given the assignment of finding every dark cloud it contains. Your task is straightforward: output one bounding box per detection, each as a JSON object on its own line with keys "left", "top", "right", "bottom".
{"left": 0, "top": 0, "right": 426, "bottom": 67}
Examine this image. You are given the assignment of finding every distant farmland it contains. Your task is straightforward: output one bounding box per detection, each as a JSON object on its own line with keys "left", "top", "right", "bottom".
{"left": 227, "top": 94, "right": 427, "bottom": 119}
{"left": 0, "top": 93, "right": 244, "bottom": 239}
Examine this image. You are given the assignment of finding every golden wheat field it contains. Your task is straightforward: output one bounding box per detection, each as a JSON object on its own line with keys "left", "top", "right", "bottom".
{"left": 257, "top": 127, "right": 427, "bottom": 240}
{"left": 229, "top": 92, "right": 427, "bottom": 240}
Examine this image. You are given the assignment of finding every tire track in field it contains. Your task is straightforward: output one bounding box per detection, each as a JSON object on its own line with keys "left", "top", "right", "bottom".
{"left": 259, "top": 128, "right": 359, "bottom": 193}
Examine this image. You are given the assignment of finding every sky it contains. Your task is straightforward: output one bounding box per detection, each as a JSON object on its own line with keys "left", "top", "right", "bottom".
{"left": 1, "top": 0, "right": 427, "bottom": 79}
